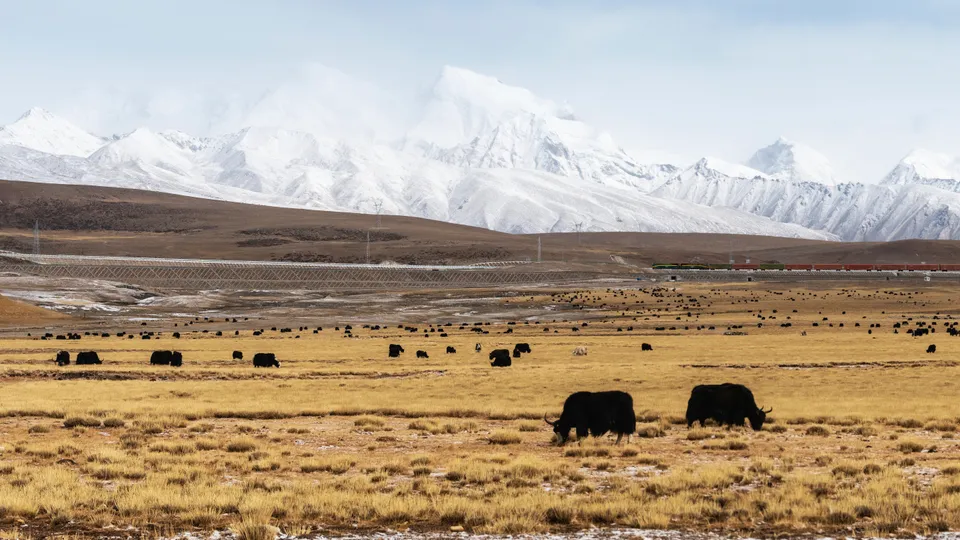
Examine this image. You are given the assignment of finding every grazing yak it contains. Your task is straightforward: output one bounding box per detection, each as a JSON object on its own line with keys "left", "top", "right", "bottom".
{"left": 927, "top": 344, "right": 937, "bottom": 354}
{"left": 545, "top": 390, "right": 637, "bottom": 445}
{"left": 641, "top": 343, "right": 653, "bottom": 351}
{"left": 572, "top": 346, "right": 588, "bottom": 356}
{"left": 253, "top": 353, "right": 280, "bottom": 368}
{"left": 389, "top": 344, "right": 404, "bottom": 358}
{"left": 55, "top": 350, "right": 70, "bottom": 366}
{"left": 76, "top": 351, "right": 102, "bottom": 365}
{"left": 150, "top": 350, "right": 174, "bottom": 365}
{"left": 489, "top": 349, "right": 511, "bottom": 367}
{"left": 446, "top": 346, "right": 456, "bottom": 354}
{"left": 232, "top": 351, "right": 243, "bottom": 360}
{"left": 513, "top": 343, "right": 531, "bottom": 355}
{"left": 416, "top": 350, "right": 429, "bottom": 359}
{"left": 685, "top": 383, "right": 771, "bottom": 431}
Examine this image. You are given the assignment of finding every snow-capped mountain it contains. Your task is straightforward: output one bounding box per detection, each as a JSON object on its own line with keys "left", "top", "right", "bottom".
{"left": 746, "top": 137, "right": 838, "bottom": 186}
{"left": 654, "top": 156, "right": 960, "bottom": 241}
{"left": 2, "top": 64, "right": 960, "bottom": 241}
{"left": 0, "top": 107, "right": 104, "bottom": 157}
{"left": 0, "top": 107, "right": 834, "bottom": 240}
{"left": 880, "top": 149, "right": 960, "bottom": 192}
{"left": 405, "top": 66, "right": 672, "bottom": 191}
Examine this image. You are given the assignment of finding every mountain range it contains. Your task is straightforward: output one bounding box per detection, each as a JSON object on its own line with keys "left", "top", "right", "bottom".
{"left": 1, "top": 65, "right": 959, "bottom": 242}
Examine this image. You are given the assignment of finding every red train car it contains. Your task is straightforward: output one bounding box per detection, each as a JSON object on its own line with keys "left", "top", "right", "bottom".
{"left": 732, "top": 264, "right": 760, "bottom": 270}
{"left": 784, "top": 264, "right": 814, "bottom": 270}
{"left": 875, "top": 264, "right": 907, "bottom": 271}
{"left": 939, "top": 264, "right": 960, "bottom": 271}
{"left": 904, "top": 264, "right": 939, "bottom": 271}
{"left": 813, "top": 264, "right": 843, "bottom": 270}
{"left": 843, "top": 264, "right": 874, "bottom": 271}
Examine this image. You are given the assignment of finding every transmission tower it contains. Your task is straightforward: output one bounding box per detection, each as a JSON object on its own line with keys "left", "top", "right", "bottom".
{"left": 373, "top": 199, "right": 384, "bottom": 229}
{"left": 574, "top": 221, "right": 584, "bottom": 245}
{"left": 33, "top": 220, "right": 39, "bottom": 255}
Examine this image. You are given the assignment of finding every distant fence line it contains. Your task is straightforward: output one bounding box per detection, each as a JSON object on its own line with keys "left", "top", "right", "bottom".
{"left": 0, "top": 252, "right": 591, "bottom": 290}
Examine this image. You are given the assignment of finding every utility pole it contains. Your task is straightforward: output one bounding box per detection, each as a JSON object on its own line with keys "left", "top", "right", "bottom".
{"left": 574, "top": 222, "right": 584, "bottom": 245}
{"left": 537, "top": 236, "right": 542, "bottom": 263}
{"left": 33, "top": 220, "right": 39, "bottom": 255}
{"left": 373, "top": 199, "right": 384, "bottom": 230}
{"left": 366, "top": 231, "right": 370, "bottom": 263}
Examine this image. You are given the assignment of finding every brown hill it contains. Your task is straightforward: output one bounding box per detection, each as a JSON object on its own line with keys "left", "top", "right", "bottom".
{"left": 2, "top": 179, "right": 960, "bottom": 268}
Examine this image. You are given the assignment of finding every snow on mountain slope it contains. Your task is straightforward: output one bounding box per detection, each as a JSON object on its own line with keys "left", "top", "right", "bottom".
{"left": 746, "top": 137, "right": 838, "bottom": 185}
{"left": 655, "top": 157, "right": 960, "bottom": 241}
{"left": 880, "top": 149, "right": 960, "bottom": 192}
{"left": 406, "top": 67, "right": 668, "bottom": 190}
{"left": 7, "top": 63, "right": 960, "bottom": 242}
{"left": 0, "top": 108, "right": 104, "bottom": 157}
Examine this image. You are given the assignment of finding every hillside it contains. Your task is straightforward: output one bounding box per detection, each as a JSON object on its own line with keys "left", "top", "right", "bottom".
{"left": 2, "top": 181, "right": 960, "bottom": 268}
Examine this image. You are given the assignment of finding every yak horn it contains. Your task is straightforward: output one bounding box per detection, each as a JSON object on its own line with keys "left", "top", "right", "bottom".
{"left": 543, "top": 413, "right": 556, "bottom": 426}
{"left": 761, "top": 407, "right": 773, "bottom": 414}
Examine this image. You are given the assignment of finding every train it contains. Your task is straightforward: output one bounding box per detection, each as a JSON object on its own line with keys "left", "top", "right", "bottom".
{"left": 650, "top": 263, "right": 960, "bottom": 272}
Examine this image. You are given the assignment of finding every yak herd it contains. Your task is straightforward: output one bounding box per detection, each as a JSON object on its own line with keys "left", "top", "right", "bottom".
{"left": 388, "top": 341, "right": 532, "bottom": 367}
{"left": 545, "top": 383, "right": 771, "bottom": 445}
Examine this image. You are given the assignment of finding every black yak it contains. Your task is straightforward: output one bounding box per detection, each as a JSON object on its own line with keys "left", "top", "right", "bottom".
{"left": 55, "top": 350, "right": 70, "bottom": 366}
{"left": 253, "top": 353, "right": 280, "bottom": 368}
{"left": 927, "top": 344, "right": 937, "bottom": 354}
{"left": 389, "top": 344, "right": 404, "bottom": 358}
{"left": 446, "top": 346, "right": 456, "bottom": 354}
{"left": 76, "top": 351, "right": 102, "bottom": 365}
{"left": 513, "top": 343, "right": 531, "bottom": 354}
{"left": 641, "top": 343, "right": 653, "bottom": 351}
{"left": 416, "top": 350, "right": 429, "bottom": 359}
{"left": 150, "top": 350, "right": 173, "bottom": 365}
{"left": 232, "top": 351, "right": 243, "bottom": 360}
{"left": 544, "top": 391, "right": 636, "bottom": 445}
{"left": 489, "top": 349, "right": 511, "bottom": 367}
{"left": 685, "top": 383, "right": 771, "bottom": 431}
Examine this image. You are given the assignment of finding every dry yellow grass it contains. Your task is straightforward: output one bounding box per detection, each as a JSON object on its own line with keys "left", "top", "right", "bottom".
{"left": 0, "top": 282, "right": 959, "bottom": 536}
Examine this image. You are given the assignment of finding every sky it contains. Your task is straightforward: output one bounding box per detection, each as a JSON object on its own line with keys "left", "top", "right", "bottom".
{"left": 2, "top": 0, "right": 960, "bottom": 182}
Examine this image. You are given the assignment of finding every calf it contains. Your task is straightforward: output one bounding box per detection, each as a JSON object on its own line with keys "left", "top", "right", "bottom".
{"left": 55, "top": 350, "right": 70, "bottom": 366}
{"left": 416, "top": 350, "right": 429, "bottom": 359}
{"left": 232, "top": 351, "right": 243, "bottom": 360}
{"left": 641, "top": 343, "right": 653, "bottom": 351}
{"left": 446, "top": 346, "right": 456, "bottom": 354}
{"left": 927, "top": 344, "right": 937, "bottom": 354}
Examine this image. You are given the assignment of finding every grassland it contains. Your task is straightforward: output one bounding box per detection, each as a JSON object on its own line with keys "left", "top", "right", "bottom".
{"left": 1, "top": 282, "right": 960, "bottom": 537}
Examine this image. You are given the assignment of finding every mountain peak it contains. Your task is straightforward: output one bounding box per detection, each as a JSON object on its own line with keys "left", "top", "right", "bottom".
{"left": 410, "top": 66, "right": 574, "bottom": 149}
{"left": 746, "top": 138, "right": 837, "bottom": 185}
{"left": 0, "top": 107, "right": 104, "bottom": 157}
{"left": 17, "top": 107, "right": 57, "bottom": 122}
{"left": 881, "top": 148, "right": 960, "bottom": 186}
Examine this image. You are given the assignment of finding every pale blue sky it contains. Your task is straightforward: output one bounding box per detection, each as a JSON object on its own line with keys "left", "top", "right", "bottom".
{"left": 2, "top": 0, "right": 959, "bottom": 181}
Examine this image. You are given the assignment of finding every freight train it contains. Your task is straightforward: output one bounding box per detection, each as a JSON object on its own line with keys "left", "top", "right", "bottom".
{"left": 650, "top": 263, "right": 960, "bottom": 271}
